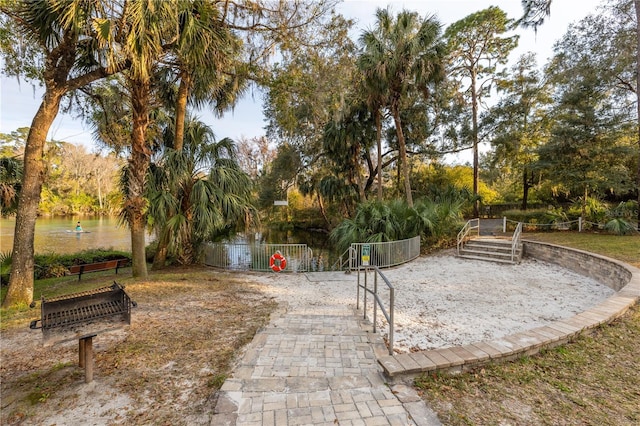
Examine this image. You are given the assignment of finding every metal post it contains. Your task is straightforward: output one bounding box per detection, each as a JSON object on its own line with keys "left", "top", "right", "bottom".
{"left": 389, "top": 287, "right": 394, "bottom": 355}
{"left": 363, "top": 268, "right": 367, "bottom": 320}
{"left": 503, "top": 216, "right": 507, "bottom": 233}
{"left": 373, "top": 272, "right": 378, "bottom": 333}
{"left": 579, "top": 217, "right": 583, "bottom": 232}
{"left": 356, "top": 267, "right": 360, "bottom": 310}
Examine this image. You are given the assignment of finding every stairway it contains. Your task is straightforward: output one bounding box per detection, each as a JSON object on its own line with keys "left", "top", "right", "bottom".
{"left": 457, "top": 237, "right": 522, "bottom": 264}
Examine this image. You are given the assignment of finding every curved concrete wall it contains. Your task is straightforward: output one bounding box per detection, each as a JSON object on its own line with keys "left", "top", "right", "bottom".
{"left": 522, "top": 241, "right": 632, "bottom": 292}
{"left": 377, "top": 241, "right": 640, "bottom": 381}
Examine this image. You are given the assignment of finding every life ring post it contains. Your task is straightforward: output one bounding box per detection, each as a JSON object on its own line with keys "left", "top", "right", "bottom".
{"left": 269, "top": 251, "right": 287, "bottom": 272}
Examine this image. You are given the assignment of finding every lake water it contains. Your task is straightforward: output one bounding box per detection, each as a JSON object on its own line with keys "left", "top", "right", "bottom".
{"left": 0, "top": 217, "right": 134, "bottom": 255}
{"left": 0, "top": 217, "right": 336, "bottom": 258}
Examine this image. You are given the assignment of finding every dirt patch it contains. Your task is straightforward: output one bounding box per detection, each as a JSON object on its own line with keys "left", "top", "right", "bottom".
{"left": 1, "top": 268, "right": 277, "bottom": 425}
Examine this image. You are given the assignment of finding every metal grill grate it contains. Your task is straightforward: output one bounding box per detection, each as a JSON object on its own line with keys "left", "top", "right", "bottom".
{"left": 30, "top": 282, "right": 136, "bottom": 337}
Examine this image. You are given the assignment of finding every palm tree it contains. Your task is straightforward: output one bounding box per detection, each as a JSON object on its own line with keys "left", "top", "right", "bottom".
{"left": 147, "top": 119, "right": 256, "bottom": 266}
{"left": 358, "top": 8, "right": 446, "bottom": 207}
{"left": 120, "top": 0, "right": 178, "bottom": 278}
{"left": 168, "top": 1, "right": 247, "bottom": 152}
{"left": 0, "top": 0, "right": 128, "bottom": 307}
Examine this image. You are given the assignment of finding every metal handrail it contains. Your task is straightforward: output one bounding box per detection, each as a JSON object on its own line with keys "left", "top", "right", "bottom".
{"left": 511, "top": 222, "right": 523, "bottom": 262}
{"left": 457, "top": 218, "right": 479, "bottom": 255}
{"left": 356, "top": 266, "right": 394, "bottom": 355}
{"left": 330, "top": 246, "right": 357, "bottom": 271}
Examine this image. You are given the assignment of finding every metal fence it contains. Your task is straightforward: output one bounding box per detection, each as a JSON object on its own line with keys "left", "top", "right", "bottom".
{"left": 203, "top": 242, "right": 314, "bottom": 272}
{"left": 349, "top": 235, "right": 421, "bottom": 270}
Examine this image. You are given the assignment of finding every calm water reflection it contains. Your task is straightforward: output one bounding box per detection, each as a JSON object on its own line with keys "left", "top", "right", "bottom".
{"left": 0, "top": 217, "right": 135, "bottom": 254}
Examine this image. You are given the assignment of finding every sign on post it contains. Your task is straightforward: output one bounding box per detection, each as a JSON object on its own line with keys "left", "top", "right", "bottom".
{"left": 361, "top": 244, "right": 370, "bottom": 266}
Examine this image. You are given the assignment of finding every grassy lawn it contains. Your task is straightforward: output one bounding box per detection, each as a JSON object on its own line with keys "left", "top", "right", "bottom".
{"left": 522, "top": 231, "right": 640, "bottom": 268}
{"left": 416, "top": 232, "right": 640, "bottom": 425}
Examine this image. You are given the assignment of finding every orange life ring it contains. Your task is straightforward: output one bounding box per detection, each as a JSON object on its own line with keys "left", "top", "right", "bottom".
{"left": 269, "top": 252, "right": 287, "bottom": 272}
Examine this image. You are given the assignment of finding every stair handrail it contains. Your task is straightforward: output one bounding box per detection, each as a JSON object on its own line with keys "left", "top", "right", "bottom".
{"left": 356, "top": 265, "right": 395, "bottom": 355}
{"left": 457, "top": 218, "right": 480, "bottom": 255}
{"left": 511, "top": 221, "right": 523, "bottom": 262}
{"left": 330, "top": 246, "right": 357, "bottom": 271}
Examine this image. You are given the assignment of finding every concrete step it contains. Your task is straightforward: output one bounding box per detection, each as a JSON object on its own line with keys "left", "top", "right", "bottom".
{"left": 466, "top": 238, "right": 512, "bottom": 247}
{"left": 458, "top": 237, "right": 522, "bottom": 264}
{"left": 457, "top": 254, "right": 516, "bottom": 264}
{"left": 463, "top": 242, "right": 518, "bottom": 253}
{"left": 459, "top": 248, "right": 519, "bottom": 260}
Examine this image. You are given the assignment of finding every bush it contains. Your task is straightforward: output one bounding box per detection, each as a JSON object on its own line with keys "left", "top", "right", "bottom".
{"left": 604, "top": 218, "right": 637, "bottom": 236}
{"left": 503, "top": 208, "right": 567, "bottom": 231}
{"left": 0, "top": 251, "right": 11, "bottom": 285}
{"left": 32, "top": 249, "right": 131, "bottom": 280}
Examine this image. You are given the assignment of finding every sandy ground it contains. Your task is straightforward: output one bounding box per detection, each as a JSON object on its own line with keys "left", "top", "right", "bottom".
{"left": 1, "top": 253, "right": 616, "bottom": 425}
{"left": 249, "top": 250, "right": 615, "bottom": 352}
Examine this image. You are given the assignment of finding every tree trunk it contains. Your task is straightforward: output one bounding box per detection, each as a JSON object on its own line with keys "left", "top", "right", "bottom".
{"left": 471, "top": 71, "right": 479, "bottom": 218}
{"left": 635, "top": 0, "right": 640, "bottom": 231}
{"left": 522, "top": 168, "right": 530, "bottom": 211}
{"left": 173, "top": 71, "right": 191, "bottom": 151}
{"left": 376, "top": 108, "right": 383, "bottom": 201}
{"left": 127, "top": 78, "right": 151, "bottom": 278}
{"left": 316, "top": 193, "right": 330, "bottom": 226}
{"left": 152, "top": 230, "right": 170, "bottom": 270}
{"left": 391, "top": 101, "right": 413, "bottom": 207}
{"left": 2, "top": 90, "right": 64, "bottom": 308}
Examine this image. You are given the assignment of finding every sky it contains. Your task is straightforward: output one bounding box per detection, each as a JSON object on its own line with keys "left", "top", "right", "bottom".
{"left": 0, "top": 0, "right": 603, "bottom": 159}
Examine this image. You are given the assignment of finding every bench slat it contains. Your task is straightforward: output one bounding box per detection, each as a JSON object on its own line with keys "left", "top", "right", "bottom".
{"left": 67, "top": 259, "right": 128, "bottom": 280}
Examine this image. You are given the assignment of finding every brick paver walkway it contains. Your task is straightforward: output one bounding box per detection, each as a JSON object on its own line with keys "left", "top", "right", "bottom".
{"left": 211, "top": 304, "right": 441, "bottom": 426}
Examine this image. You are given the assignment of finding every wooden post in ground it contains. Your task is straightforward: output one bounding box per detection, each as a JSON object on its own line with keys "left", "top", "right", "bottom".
{"left": 79, "top": 334, "right": 97, "bottom": 383}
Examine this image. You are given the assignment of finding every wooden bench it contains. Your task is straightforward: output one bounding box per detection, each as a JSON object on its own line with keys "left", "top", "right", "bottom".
{"left": 67, "top": 259, "right": 130, "bottom": 281}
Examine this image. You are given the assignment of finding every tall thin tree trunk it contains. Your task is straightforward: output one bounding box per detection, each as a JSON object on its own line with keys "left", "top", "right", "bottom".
{"left": 173, "top": 71, "right": 191, "bottom": 151}
{"left": 316, "top": 193, "right": 330, "bottom": 226}
{"left": 471, "top": 71, "right": 479, "bottom": 218}
{"left": 128, "top": 78, "right": 151, "bottom": 279}
{"left": 391, "top": 102, "right": 413, "bottom": 207}
{"left": 2, "top": 91, "right": 64, "bottom": 307}
{"left": 635, "top": 0, "right": 640, "bottom": 231}
{"left": 376, "top": 108, "right": 383, "bottom": 201}
{"left": 522, "top": 168, "right": 530, "bottom": 211}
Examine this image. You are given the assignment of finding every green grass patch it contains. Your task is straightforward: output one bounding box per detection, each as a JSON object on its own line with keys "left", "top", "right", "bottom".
{"left": 523, "top": 231, "right": 640, "bottom": 267}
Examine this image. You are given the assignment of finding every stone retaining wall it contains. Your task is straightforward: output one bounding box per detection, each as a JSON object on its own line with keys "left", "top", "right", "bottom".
{"left": 377, "top": 240, "right": 640, "bottom": 382}
{"left": 523, "top": 240, "right": 632, "bottom": 291}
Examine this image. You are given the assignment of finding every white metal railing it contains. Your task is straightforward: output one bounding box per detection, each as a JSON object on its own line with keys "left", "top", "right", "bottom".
{"left": 331, "top": 246, "right": 356, "bottom": 271}
{"left": 356, "top": 266, "right": 394, "bottom": 355}
{"left": 348, "top": 236, "right": 420, "bottom": 271}
{"left": 456, "top": 218, "right": 480, "bottom": 255}
{"left": 511, "top": 222, "right": 523, "bottom": 263}
{"left": 203, "top": 242, "right": 313, "bottom": 272}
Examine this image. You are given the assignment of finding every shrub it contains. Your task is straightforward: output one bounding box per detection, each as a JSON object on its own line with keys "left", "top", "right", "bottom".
{"left": 568, "top": 196, "right": 608, "bottom": 226}
{"left": 32, "top": 249, "right": 131, "bottom": 279}
{"left": 503, "top": 208, "right": 566, "bottom": 231}
{"left": 330, "top": 196, "right": 466, "bottom": 253}
{"left": 604, "top": 218, "right": 637, "bottom": 236}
